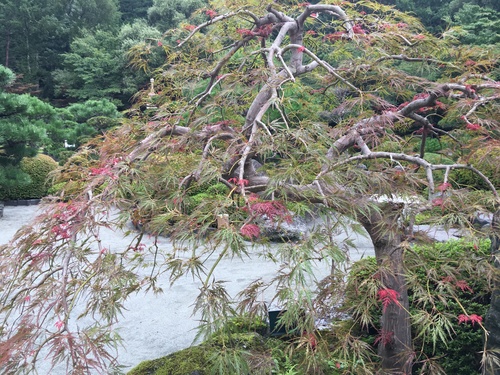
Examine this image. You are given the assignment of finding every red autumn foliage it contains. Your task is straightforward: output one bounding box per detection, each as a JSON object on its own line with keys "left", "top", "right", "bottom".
{"left": 90, "top": 166, "right": 115, "bottom": 178}
{"left": 466, "top": 123, "right": 482, "bottom": 131}
{"left": 458, "top": 314, "right": 483, "bottom": 326}
{"left": 455, "top": 280, "right": 473, "bottom": 293}
{"left": 441, "top": 276, "right": 454, "bottom": 284}
{"left": 465, "top": 84, "right": 476, "bottom": 93}
{"left": 240, "top": 223, "right": 260, "bottom": 239}
{"left": 352, "top": 24, "right": 366, "bottom": 34}
{"left": 304, "top": 332, "right": 317, "bottom": 350}
{"left": 228, "top": 177, "right": 249, "bottom": 186}
{"left": 236, "top": 28, "right": 254, "bottom": 36}
{"left": 374, "top": 329, "right": 394, "bottom": 346}
{"left": 255, "top": 24, "right": 273, "bottom": 37}
{"left": 432, "top": 197, "right": 444, "bottom": 208}
{"left": 205, "top": 9, "right": 217, "bottom": 19}
{"left": 377, "top": 288, "right": 400, "bottom": 312}
{"left": 324, "top": 31, "right": 345, "bottom": 42}
{"left": 437, "top": 182, "right": 452, "bottom": 192}
{"left": 249, "top": 200, "right": 292, "bottom": 223}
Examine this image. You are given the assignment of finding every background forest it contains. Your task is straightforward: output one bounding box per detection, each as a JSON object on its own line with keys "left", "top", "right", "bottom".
{"left": 1, "top": 0, "right": 499, "bottom": 106}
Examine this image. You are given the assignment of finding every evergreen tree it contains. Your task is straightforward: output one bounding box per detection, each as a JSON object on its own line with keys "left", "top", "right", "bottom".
{"left": 0, "top": 66, "right": 48, "bottom": 197}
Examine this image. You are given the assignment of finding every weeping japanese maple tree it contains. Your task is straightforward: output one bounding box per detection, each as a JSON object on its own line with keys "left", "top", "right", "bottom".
{"left": 1, "top": 1, "right": 499, "bottom": 374}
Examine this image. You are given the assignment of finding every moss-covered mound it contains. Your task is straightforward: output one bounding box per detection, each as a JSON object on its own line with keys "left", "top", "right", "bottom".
{"left": 127, "top": 332, "right": 278, "bottom": 375}
{"left": 127, "top": 345, "right": 210, "bottom": 375}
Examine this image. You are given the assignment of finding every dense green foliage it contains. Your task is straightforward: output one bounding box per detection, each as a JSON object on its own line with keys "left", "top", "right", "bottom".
{"left": 378, "top": 0, "right": 500, "bottom": 37}
{"left": 0, "top": 64, "right": 122, "bottom": 198}
{"left": 0, "top": 65, "right": 49, "bottom": 194}
{"left": 2, "top": 0, "right": 497, "bottom": 107}
{"left": 346, "top": 239, "right": 492, "bottom": 374}
{"left": 1, "top": 154, "right": 58, "bottom": 200}
{"left": 0, "top": 0, "right": 121, "bottom": 98}
{"left": 53, "top": 25, "right": 163, "bottom": 107}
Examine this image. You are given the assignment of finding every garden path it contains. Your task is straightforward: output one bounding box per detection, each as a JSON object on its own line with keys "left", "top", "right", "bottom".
{"left": 0, "top": 205, "right": 457, "bottom": 373}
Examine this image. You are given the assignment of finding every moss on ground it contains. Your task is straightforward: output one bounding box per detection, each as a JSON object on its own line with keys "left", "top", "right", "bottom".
{"left": 127, "top": 345, "right": 209, "bottom": 375}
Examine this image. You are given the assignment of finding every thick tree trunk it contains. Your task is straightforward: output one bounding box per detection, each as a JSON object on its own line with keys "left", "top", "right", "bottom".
{"left": 361, "top": 204, "right": 413, "bottom": 374}
{"left": 484, "top": 209, "right": 500, "bottom": 374}
{"left": 5, "top": 32, "right": 10, "bottom": 68}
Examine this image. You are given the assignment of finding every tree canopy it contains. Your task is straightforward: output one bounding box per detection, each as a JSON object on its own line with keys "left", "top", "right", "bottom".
{"left": 0, "top": 65, "right": 49, "bottom": 196}
{"left": 0, "top": 1, "right": 499, "bottom": 374}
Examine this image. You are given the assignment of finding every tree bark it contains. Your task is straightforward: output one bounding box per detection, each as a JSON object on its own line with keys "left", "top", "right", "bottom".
{"left": 5, "top": 32, "right": 10, "bottom": 68}
{"left": 360, "top": 204, "right": 413, "bottom": 374}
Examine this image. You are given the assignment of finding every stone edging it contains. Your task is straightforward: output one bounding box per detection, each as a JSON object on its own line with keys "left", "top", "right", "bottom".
{"left": 0, "top": 199, "right": 40, "bottom": 218}
{"left": 3, "top": 199, "right": 41, "bottom": 206}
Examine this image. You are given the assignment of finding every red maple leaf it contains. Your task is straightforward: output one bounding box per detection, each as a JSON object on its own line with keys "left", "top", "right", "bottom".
{"left": 255, "top": 24, "right": 273, "bottom": 37}
{"left": 249, "top": 201, "right": 292, "bottom": 223}
{"left": 432, "top": 198, "right": 444, "bottom": 207}
{"left": 455, "top": 280, "right": 473, "bottom": 293}
{"left": 458, "top": 314, "right": 483, "bottom": 326}
{"left": 228, "top": 177, "right": 249, "bottom": 186}
{"left": 458, "top": 314, "right": 469, "bottom": 324}
{"left": 377, "top": 288, "right": 400, "bottom": 312}
{"left": 324, "top": 31, "right": 345, "bottom": 42}
{"left": 205, "top": 9, "right": 217, "bottom": 19}
{"left": 466, "top": 123, "right": 482, "bottom": 131}
{"left": 441, "top": 276, "right": 454, "bottom": 284}
{"left": 352, "top": 24, "right": 366, "bottom": 34}
{"left": 240, "top": 224, "right": 260, "bottom": 239}
{"left": 437, "top": 182, "right": 452, "bottom": 192}
{"left": 469, "top": 314, "right": 483, "bottom": 326}
{"left": 236, "top": 28, "right": 254, "bottom": 36}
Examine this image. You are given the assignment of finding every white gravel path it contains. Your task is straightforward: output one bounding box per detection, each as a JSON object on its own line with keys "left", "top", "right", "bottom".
{"left": 0, "top": 204, "right": 457, "bottom": 373}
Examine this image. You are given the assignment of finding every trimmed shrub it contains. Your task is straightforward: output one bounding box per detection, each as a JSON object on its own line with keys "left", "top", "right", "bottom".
{"left": 453, "top": 145, "right": 500, "bottom": 189}
{"left": 3, "top": 154, "right": 58, "bottom": 200}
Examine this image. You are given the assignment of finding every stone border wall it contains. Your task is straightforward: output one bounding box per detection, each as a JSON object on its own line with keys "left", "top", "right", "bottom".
{"left": 0, "top": 199, "right": 40, "bottom": 218}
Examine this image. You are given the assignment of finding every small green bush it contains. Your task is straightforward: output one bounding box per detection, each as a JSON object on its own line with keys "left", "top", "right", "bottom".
{"left": 4, "top": 154, "right": 58, "bottom": 199}
{"left": 453, "top": 146, "right": 500, "bottom": 189}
